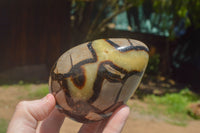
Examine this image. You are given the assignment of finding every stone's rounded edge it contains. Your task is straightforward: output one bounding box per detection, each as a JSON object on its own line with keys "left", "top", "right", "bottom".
{"left": 129, "top": 39, "right": 149, "bottom": 52}
{"left": 95, "top": 38, "right": 149, "bottom": 52}
{"left": 55, "top": 42, "right": 91, "bottom": 74}
{"left": 56, "top": 104, "right": 103, "bottom": 123}
{"left": 55, "top": 100, "right": 122, "bottom": 123}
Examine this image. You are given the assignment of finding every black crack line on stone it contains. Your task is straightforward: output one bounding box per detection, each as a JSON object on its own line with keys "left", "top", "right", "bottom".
{"left": 108, "top": 63, "right": 129, "bottom": 75}
{"left": 98, "top": 71, "right": 142, "bottom": 114}
{"left": 87, "top": 61, "right": 141, "bottom": 104}
{"left": 56, "top": 105, "right": 92, "bottom": 123}
{"left": 70, "top": 53, "right": 73, "bottom": 68}
{"left": 51, "top": 40, "right": 144, "bottom": 113}
{"left": 127, "top": 39, "right": 133, "bottom": 46}
{"left": 53, "top": 42, "right": 97, "bottom": 79}
{"left": 100, "top": 101, "right": 124, "bottom": 114}
{"left": 51, "top": 42, "right": 98, "bottom": 107}
{"left": 105, "top": 39, "right": 149, "bottom": 52}
{"left": 56, "top": 102, "right": 105, "bottom": 123}
{"left": 114, "top": 71, "right": 141, "bottom": 103}
{"left": 51, "top": 42, "right": 97, "bottom": 84}
{"left": 62, "top": 79, "right": 71, "bottom": 98}
{"left": 71, "top": 66, "right": 86, "bottom": 89}
{"left": 87, "top": 61, "right": 125, "bottom": 104}
{"left": 68, "top": 54, "right": 86, "bottom": 89}
{"left": 55, "top": 79, "right": 106, "bottom": 121}
{"left": 127, "top": 38, "right": 150, "bottom": 52}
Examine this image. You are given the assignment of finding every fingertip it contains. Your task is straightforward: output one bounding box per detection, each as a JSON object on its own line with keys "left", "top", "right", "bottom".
{"left": 36, "top": 93, "right": 56, "bottom": 120}
{"left": 116, "top": 104, "right": 130, "bottom": 114}
{"left": 45, "top": 93, "right": 56, "bottom": 106}
{"left": 118, "top": 105, "right": 130, "bottom": 117}
{"left": 109, "top": 104, "right": 130, "bottom": 121}
{"left": 103, "top": 104, "right": 130, "bottom": 133}
{"left": 26, "top": 93, "right": 56, "bottom": 121}
{"left": 7, "top": 94, "right": 57, "bottom": 132}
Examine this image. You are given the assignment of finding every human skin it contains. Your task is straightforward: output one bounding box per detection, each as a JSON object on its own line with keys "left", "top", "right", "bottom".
{"left": 7, "top": 94, "right": 130, "bottom": 133}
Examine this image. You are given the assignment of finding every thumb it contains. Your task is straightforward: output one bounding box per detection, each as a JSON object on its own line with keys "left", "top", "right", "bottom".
{"left": 7, "top": 94, "right": 56, "bottom": 133}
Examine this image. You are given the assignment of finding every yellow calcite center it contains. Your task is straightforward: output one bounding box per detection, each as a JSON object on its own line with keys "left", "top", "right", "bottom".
{"left": 67, "top": 39, "right": 149, "bottom": 101}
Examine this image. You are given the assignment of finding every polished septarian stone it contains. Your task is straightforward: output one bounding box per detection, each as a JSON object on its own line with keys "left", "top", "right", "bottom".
{"left": 49, "top": 38, "right": 149, "bottom": 123}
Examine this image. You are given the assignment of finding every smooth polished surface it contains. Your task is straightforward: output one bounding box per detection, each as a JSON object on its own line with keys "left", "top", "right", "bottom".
{"left": 49, "top": 38, "right": 149, "bottom": 123}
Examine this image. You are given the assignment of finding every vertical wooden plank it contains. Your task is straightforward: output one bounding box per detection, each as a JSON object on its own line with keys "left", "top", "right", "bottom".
{"left": 1, "top": 0, "right": 70, "bottom": 71}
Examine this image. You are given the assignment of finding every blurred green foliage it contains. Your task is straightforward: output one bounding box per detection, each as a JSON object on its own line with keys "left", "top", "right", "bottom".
{"left": 146, "top": 54, "right": 160, "bottom": 75}
{"left": 152, "top": 0, "right": 200, "bottom": 38}
{"left": 0, "top": 119, "right": 8, "bottom": 133}
{"left": 70, "top": 0, "right": 200, "bottom": 41}
{"left": 28, "top": 84, "right": 49, "bottom": 99}
{"left": 146, "top": 88, "right": 200, "bottom": 122}
{"left": 153, "top": 0, "right": 200, "bottom": 28}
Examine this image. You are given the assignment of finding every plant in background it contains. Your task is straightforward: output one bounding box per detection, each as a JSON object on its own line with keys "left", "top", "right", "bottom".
{"left": 146, "top": 88, "right": 200, "bottom": 123}
{"left": 0, "top": 119, "right": 8, "bottom": 133}
{"left": 146, "top": 54, "right": 160, "bottom": 75}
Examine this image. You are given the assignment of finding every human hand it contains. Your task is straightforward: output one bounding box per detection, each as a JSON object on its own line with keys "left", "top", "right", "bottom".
{"left": 7, "top": 94, "right": 65, "bottom": 133}
{"left": 7, "top": 94, "right": 130, "bottom": 133}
